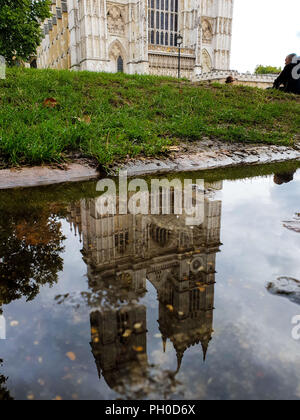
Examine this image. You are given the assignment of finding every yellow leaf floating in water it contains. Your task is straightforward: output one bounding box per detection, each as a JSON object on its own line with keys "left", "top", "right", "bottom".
{"left": 54, "top": 396, "right": 63, "bottom": 401}
{"left": 66, "top": 352, "right": 76, "bottom": 361}
{"left": 166, "top": 305, "right": 174, "bottom": 312}
{"left": 122, "top": 329, "right": 132, "bottom": 338}
{"left": 10, "top": 321, "right": 19, "bottom": 327}
{"left": 198, "top": 287, "right": 206, "bottom": 292}
{"left": 132, "top": 346, "right": 144, "bottom": 352}
{"left": 27, "top": 394, "right": 35, "bottom": 400}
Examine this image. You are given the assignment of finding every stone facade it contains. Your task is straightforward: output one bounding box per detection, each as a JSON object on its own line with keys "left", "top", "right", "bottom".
{"left": 37, "top": 0, "right": 234, "bottom": 78}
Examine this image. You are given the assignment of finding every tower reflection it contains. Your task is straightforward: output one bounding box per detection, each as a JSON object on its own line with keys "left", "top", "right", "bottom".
{"left": 67, "top": 180, "right": 223, "bottom": 394}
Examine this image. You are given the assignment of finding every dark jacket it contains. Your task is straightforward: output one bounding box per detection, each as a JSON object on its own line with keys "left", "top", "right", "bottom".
{"left": 273, "top": 60, "right": 300, "bottom": 94}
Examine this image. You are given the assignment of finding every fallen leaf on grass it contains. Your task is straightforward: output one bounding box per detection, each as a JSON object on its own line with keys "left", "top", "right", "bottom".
{"left": 43, "top": 98, "right": 58, "bottom": 108}
{"left": 165, "top": 146, "right": 180, "bottom": 152}
{"left": 72, "top": 115, "right": 91, "bottom": 124}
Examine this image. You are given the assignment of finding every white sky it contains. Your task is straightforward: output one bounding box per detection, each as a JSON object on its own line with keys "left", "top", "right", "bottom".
{"left": 231, "top": 0, "right": 300, "bottom": 73}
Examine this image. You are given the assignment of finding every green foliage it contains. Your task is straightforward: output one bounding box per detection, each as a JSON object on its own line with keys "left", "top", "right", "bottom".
{"left": 0, "top": 68, "right": 299, "bottom": 169}
{"left": 0, "top": 200, "right": 66, "bottom": 307}
{"left": 0, "top": 367, "right": 13, "bottom": 401}
{"left": 255, "top": 65, "right": 282, "bottom": 75}
{"left": 0, "top": 0, "right": 51, "bottom": 65}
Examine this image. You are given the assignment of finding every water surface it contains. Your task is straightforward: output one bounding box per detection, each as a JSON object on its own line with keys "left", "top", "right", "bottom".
{"left": 1, "top": 163, "right": 300, "bottom": 400}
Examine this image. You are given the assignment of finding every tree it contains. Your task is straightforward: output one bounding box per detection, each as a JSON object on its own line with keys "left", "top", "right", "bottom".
{"left": 0, "top": 204, "right": 65, "bottom": 309}
{"left": 0, "top": 0, "right": 51, "bottom": 65}
{"left": 255, "top": 65, "right": 282, "bottom": 75}
{"left": 0, "top": 361, "right": 13, "bottom": 401}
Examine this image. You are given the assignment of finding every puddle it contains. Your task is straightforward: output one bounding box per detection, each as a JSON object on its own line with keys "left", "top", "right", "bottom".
{"left": 1, "top": 161, "right": 300, "bottom": 400}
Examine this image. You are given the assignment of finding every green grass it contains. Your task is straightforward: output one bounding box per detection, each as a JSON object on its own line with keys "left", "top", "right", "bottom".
{"left": 0, "top": 67, "right": 299, "bottom": 169}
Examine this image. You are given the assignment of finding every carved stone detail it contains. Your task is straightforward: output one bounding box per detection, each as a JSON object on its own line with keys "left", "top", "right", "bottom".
{"left": 202, "top": 18, "right": 213, "bottom": 43}
{"left": 107, "top": 5, "right": 125, "bottom": 35}
{"left": 109, "top": 40, "right": 125, "bottom": 60}
{"left": 202, "top": 49, "right": 212, "bottom": 73}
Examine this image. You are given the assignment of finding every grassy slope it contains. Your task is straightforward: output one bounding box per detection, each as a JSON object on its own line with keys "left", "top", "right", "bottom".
{"left": 0, "top": 67, "right": 299, "bottom": 168}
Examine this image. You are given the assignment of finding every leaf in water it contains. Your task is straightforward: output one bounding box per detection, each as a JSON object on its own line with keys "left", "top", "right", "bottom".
{"left": 132, "top": 346, "right": 144, "bottom": 352}
{"left": 62, "top": 373, "right": 73, "bottom": 381}
{"left": 166, "top": 305, "right": 174, "bottom": 312}
{"left": 122, "top": 329, "right": 132, "bottom": 338}
{"left": 66, "top": 352, "right": 76, "bottom": 361}
{"left": 10, "top": 320, "right": 19, "bottom": 327}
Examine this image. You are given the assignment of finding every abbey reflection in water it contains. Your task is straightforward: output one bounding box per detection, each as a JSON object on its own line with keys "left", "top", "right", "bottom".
{"left": 67, "top": 181, "right": 223, "bottom": 392}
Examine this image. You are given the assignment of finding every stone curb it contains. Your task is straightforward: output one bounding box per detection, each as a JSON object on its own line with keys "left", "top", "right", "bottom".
{"left": 1, "top": 142, "right": 300, "bottom": 190}
{"left": 0, "top": 163, "right": 99, "bottom": 190}
{"left": 110, "top": 142, "right": 300, "bottom": 177}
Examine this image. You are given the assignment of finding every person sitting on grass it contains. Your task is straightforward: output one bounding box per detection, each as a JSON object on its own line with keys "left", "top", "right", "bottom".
{"left": 225, "top": 76, "right": 236, "bottom": 84}
{"left": 273, "top": 53, "right": 300, "bottom": 94}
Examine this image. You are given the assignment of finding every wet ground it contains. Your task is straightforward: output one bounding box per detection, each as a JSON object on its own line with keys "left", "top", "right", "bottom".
{"left": 0, "top": 161, "right": 300, "bottom": 400}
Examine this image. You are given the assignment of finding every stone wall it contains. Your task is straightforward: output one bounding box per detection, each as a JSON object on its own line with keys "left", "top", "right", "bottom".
{"left": 37, "top": 0, "right": 70, "bottom": 70}
{"left": 194, "top": 70, "right": 277, "bottom": 88}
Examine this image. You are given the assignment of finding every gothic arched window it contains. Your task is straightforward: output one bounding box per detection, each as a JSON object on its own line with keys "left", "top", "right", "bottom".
{"left": 117, "top": 56, "right": 124, "bottom": 73}
{"left": 148, "top": 0, "right": 178, "bottom": 46}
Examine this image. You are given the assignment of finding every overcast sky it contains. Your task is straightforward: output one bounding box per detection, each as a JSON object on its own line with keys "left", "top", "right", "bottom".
{"left": 231, "top": 0, "right": 300, "bottom": 73}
